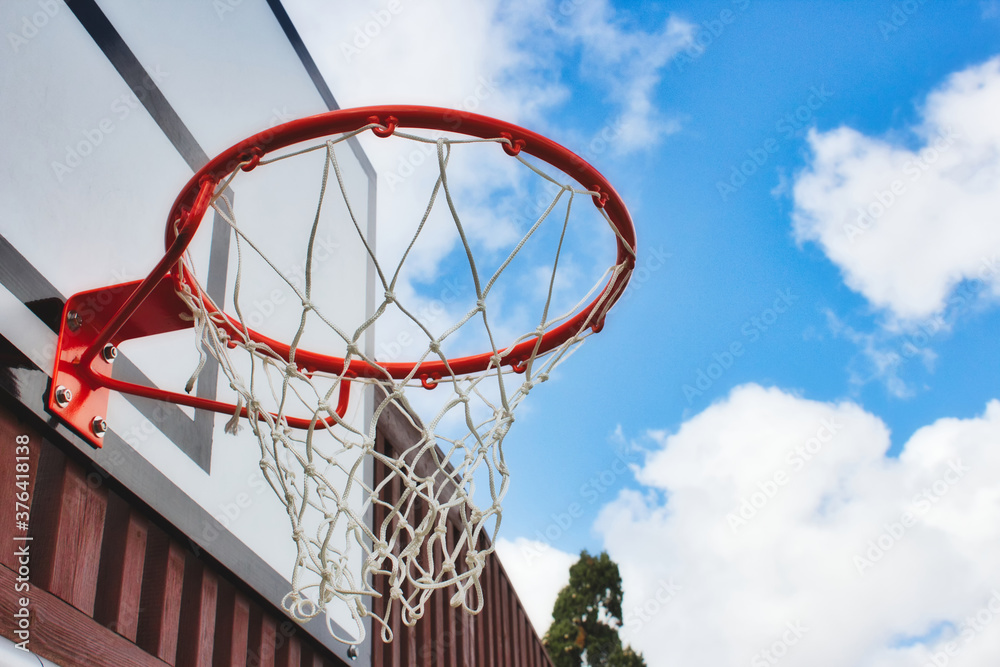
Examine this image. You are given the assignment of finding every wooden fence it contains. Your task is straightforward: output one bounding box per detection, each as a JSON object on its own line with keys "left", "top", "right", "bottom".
{"left": 0, "top": 393, "right": 553, "bottom": 666}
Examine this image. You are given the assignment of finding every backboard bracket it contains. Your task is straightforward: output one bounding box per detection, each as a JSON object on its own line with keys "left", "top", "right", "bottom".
{"left": 50, "top": 276, "right": 191, "bottom": 448}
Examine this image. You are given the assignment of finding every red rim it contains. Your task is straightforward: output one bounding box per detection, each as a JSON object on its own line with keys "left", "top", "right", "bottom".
{"left": 166, "top": 106, "right": 636, "bottom": 382}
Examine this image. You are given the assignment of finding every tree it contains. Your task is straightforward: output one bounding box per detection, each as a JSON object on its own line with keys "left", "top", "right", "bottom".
{"left": 542, "top": 550, "right": 646, "bottom": 667}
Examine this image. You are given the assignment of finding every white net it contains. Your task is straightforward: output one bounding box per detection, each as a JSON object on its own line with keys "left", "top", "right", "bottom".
{"left": 173, "top": 119, "right": 633, "bottom": 644}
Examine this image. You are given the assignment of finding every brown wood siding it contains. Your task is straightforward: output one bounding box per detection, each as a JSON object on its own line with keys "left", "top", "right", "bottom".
{"left": 371, "top": 407, "right": 555, "bottom": 667}
{"left": 0, "top": 394, "right": 552, "bottom": 666}
{"left": 0, "top": 402, "right": 346, "bottom": 667}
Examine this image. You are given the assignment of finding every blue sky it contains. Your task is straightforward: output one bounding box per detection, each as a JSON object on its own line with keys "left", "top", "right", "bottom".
{"left": 288, "top": 0, "right": 1000, "bottom": 663}
{"left": 499, "top": 0, "right": 1000, "bottom": 542}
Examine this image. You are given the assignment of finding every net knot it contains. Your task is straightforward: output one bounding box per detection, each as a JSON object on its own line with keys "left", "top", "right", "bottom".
{"left": 428, "top": 341, "right": 440, "bottom": 354}
{"left": 390, "top": 585, "right": 403, "bottom": 600}
{"left": 303, "top": 463, "right": 316, "bottom": 476}
{"left": 346, "top": 343, "right": 359, "bottom": 356}
{"left": 476, "top": 298, "right": 486, "bottom": 311}
{"left": 383, "top": 291, "right": 396, "bottom": 303}
{"left": 465, "top": 550, "right": 485, "bottom": 570}
{"left": 292, "top": 527, "right": 305, "bottom": 540}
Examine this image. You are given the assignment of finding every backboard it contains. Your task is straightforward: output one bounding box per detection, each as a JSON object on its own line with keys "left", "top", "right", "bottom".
{"left": 0, "top": 0, "right": 375, "bottom": 662}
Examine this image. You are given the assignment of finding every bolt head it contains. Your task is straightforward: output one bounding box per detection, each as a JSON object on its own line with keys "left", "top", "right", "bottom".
{"left": 91, "top": 417, "right": 107, "bottom": 437}
{"left": 54, "top": 385, "right": 73, "bottom": 407}
{"left": 347, "top": 646, "right": 358, "bottom": 660}
{"left": 102, "top": 344, "right": 118, "bottom": 363}
{"left": 66, "top": 310, "right": 83, "bottom": 332}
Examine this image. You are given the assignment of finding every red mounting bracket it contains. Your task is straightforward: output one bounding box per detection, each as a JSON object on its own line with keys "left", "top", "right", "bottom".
{"left": 49, "top": 274, "right": 350, "bottom": 449}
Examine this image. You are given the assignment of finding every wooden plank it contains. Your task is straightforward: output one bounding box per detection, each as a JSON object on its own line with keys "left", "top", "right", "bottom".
{"left": 275, "top": 632, "right": 301, "bottom": 667}
{"left": 403, "top": 566, "right": 417, "bottom": 667}
{"left": 371, "top": 437, "right": 389, "bottom": 667}
{"left": 482, "top": 556, "right": 496, "bottom": 667}
{"left": 25, "top": 442, "right": 64, "bottom": 594}
{"left": 0, "top": 405, "right": 41, "bottom": 570}
{"left": 386, "top": 470, "right": 402, "bottom": 667}
{"left": 445, "top": 525, "right": 458, "bottom": 667}
{"left": 499, "top": 556, "right": 513, "bottom": 667}
{"left": 460, "top": 601, "right": 473, "bottom": 667}
{"left": 213, "top": 581, "right": 250, "bottom": 667}
{"left": 29, "top": 443, "right": 108, "bottom": 615}
{"left": 299, "top": 645, "right": 323, "bottom": 667}
{"left": 0, "top": 562, "right": 170, "bottom": 667}
{"left": 248, "top": 605, "right": 277, "bottom": 667}
{"left": 518, "top": 607, "right": 529, "bottom": 667}
{"left": 432, "top": 551, "right": 446, "bottom": 666}
{"left": 95, "top": 492, "right": 149, "bottom": 641}
{"left": 137, "top": 526, "right": 186, "bottom": 663}
{"left": 415, "top": 500, "right": 432, "bottom": 667}
{"left": 177, "top": 556, "right": 219, "bottom": 666}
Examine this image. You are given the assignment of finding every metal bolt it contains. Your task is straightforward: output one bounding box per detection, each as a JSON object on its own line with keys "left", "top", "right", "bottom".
{"left": 347, "top": 646, "right": 358, "bottom": 660}
{"left": 66, "top": 310, "right": 83, "bottom": 332}
{"left": 101, "top": 344, "right": 118, "bottom": 363}
{"left": 54, "top": 385, "right": 73, "bottom": 407}
{"left": 91, "top": 417, "right": 107, "bottom": 438}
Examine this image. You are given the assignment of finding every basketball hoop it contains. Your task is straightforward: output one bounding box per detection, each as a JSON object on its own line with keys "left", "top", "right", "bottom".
{"left": 48, "top": 106, "right": 636, "bottom": 644}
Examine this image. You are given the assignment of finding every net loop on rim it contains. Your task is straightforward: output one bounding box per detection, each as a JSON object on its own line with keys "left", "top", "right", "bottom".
{"left": 167, "top": 107, "right": 635, "bottom": 646}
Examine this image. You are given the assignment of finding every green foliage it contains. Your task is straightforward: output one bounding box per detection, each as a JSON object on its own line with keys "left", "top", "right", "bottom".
{"left": 542, "top": 550, "right": 647, "bottom": 667}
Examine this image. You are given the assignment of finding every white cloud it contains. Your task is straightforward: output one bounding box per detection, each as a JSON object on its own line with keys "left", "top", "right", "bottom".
{"left": 495, "top": 537, "right": 577, "bottom": 635}
{"left": 554, "top": 1, "right": 693, "bottom": 152}
{"left": 277, "top": 0, "right": 681, "bottom": 372}
{"left": 596, "top": 384, "right": 1000, "bottom": 666}
{"left": 791, "top": 56, "right": 1000, "bottom": 322}
{"left": 823, "top": 308, "right": 937, "bottom": 399}
{"left": 285, "top": 0, "right": 691, "bottom": 150}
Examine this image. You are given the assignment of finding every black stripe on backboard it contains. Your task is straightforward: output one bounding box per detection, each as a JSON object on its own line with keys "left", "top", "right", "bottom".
{"left": 265, "top": 0, "right": 341, "bottom": 112}
{"left": 64, "top": 0, "right": 226, "bottom": 470}
{"left": 265, "top": 0, "right": 377, "bottom": 185}
{"left": 64, "top": 0, "right": 209, "bottom": 170}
